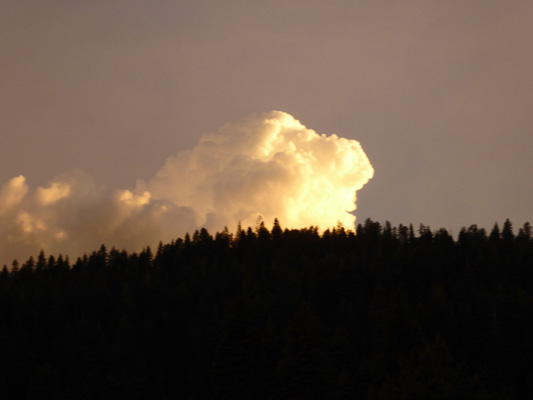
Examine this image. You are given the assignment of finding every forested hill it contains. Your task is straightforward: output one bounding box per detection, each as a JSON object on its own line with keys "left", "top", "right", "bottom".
{"left": 1, "top": 219, "right": 533, "bottom": 399}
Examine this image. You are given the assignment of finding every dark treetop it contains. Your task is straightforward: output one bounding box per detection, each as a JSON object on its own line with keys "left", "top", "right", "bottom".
{"left": 1, "top": 218, "right": 532, "bottom": 399}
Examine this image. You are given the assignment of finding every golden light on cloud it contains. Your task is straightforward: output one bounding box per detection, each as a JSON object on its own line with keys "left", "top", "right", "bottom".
{"left": 117, "top": 190, "right": 151, "bottom": 209}
{"left": 37, "top": 181, "right": 71, "bottom": 205}
{"left": 0, "top": 175, "right": 28, "bottom": 213}
{"left": 0, "top": 111, "right": 373, "bottom": 264}
{"left": 140, "top": 111, "right": 374, "bottom": 231}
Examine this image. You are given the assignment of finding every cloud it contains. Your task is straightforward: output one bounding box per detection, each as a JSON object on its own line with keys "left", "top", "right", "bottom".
{"left": 0, "top": 111, "right": 373, "bottom": 264}
{"left": 138, "top": 111, "right": 374, "bottom": 230}
{"left": 0, "top": 175, "right": 28, "bottom": 213}
{"left": 37, "top": 181, "right": 72, "bottom": 205}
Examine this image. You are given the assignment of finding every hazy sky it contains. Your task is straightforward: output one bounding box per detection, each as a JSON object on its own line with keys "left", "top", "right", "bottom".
{"left": 2, "top": 0, "right": 533, "bottom": 238}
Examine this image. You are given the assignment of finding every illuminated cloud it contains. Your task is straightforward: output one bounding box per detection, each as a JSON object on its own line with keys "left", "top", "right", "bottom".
{"left": 0, "top": 111, "right": 373, "bottom": 264}
{"left": 139, "top": 111, "right": 374, "bottom": 231}
{"left": 0, "top": 175, "right": 28, "bottom": 213}
{"left": 37, "top": 181, "right": 71, "bottom": 205}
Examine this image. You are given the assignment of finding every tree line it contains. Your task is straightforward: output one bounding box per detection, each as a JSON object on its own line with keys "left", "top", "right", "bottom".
{"left": 1, "top": 218, "right": 532, "bottom": 399}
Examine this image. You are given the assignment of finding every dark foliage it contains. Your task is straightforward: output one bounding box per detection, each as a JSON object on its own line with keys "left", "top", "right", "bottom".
{"left": 1, "top": 218, "right": 533, "bottom": 399}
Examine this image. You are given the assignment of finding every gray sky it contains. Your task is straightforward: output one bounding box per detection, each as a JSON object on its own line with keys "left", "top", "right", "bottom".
{"left": 2, "top": 0, "right": 532, "bottom": 236}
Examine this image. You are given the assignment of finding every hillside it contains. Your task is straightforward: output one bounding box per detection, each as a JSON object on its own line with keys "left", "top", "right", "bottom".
{"left": 1, "top": 219, "right": 532, "bottom": 399}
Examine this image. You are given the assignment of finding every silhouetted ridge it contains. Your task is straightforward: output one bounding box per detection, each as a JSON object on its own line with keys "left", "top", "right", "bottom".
{"left": 0, "top": 218, "right": 532, "bottom": 398}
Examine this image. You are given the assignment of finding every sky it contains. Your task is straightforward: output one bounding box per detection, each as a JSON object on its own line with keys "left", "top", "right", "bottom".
{"left": 1, "top": 0, "right": 533, "bottom": 261}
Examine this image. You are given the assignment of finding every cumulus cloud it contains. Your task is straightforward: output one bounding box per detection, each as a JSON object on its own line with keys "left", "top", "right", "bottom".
{"left": 37, "top": 181, "right": 71, "bottom": 205}
{"left": 0, "top": 175, "right": 28, "bottom": 214}
{"left": 0, "top": 111, "right": 373, "bottom": 264}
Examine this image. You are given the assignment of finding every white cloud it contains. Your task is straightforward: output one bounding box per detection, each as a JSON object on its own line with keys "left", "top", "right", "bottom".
{"left": 0, "top": 111, "right": 373, "bottom": 265}
{"left": 139, "top": 111, "right": 374, "bottom": 232}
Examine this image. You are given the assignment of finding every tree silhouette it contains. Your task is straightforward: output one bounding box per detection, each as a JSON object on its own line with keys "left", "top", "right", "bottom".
{"left": 0, "top": 219, "right": 531, "bottom": 398}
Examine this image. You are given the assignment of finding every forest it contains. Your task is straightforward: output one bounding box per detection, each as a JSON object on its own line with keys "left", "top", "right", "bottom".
{"left": 1, "top": 218, "right": 533, "bottom": 399}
